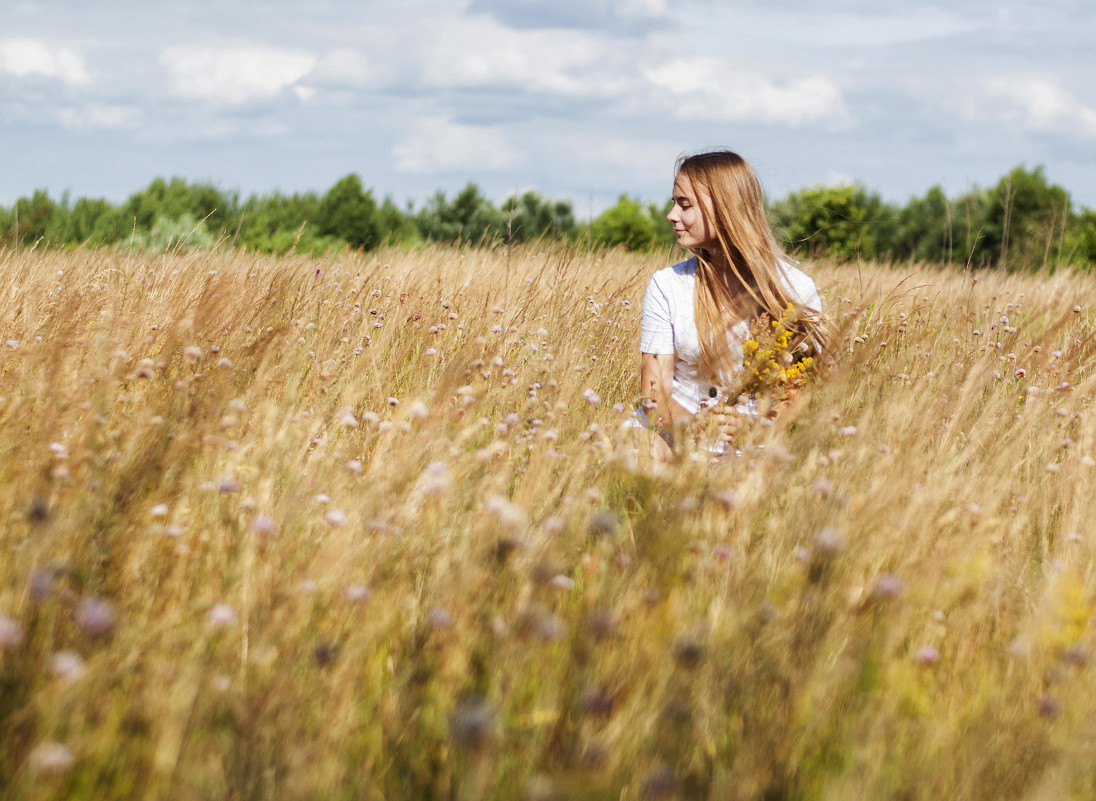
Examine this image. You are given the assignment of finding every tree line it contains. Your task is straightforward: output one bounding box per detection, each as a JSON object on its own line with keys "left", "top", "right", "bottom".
{"left": 2, "top": 166, "right": 1094, "bottom": 270}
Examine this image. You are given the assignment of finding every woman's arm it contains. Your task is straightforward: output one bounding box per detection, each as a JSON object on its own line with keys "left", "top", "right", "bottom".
{"left": 640, "top": 352, "right": 677, "bottom": 461}
{"left": 640, "top": 352, "right": 676, "bottom": 429}
{"left": 640, "top": 352, "right": 743, "bottom": 452}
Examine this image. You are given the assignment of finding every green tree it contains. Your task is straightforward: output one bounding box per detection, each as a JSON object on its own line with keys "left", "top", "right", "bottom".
{"left": 1063, "top": 208, "right": 1096, "bottom": 269}
{"left": 893, "top": 186, "right": 956, "bottom": 264}
{"left": 648, "top": 199, "right": 675, "bottom": 248}
{"left": 377, "top": 196, "right": 417, "bottom": 244}
{"left": 117, "top": 178, "right": 236, "bottom": 241}
{"left": 122, "top": 213, "right": 216, "bottom": 253}
{"left": 855, "top": 187, "right": 899, "bottom": 256}
{"left": 589, "top": 195, "right": 658, "bottom": 251}
{"left": 772, "top": 185, "right": 877, "bottom": 261}
{"left": 65, "top": 197, "right": 119, "bottom": 245}
{"left": 981, "top": 166, "right": 1072, "bottom": 270}
{"left": 946, "top": 187, "right": 994, "bottom": 266}
{"left": 8, "top": 190, "right": 60, "bottom": 246}
{"left": 416, "top": 184, "right": 505, "bottom": 244}
{"left": 317, "top": 174, "right": 380, "bottom": 250}
{"left": 500, "top": 191, "right": 576, "bottom": 242}
{"left": 239, "top": 191, "right": 321, "bottom": 248}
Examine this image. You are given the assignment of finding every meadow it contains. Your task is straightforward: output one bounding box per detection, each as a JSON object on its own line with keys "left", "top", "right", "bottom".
{"left": 1, "top": 241, "right": 1096, "bottom": 800}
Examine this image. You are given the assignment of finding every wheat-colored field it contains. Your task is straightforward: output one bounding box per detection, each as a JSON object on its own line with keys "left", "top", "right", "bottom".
{"left": 1, "top": 242, "right": 1095, "bottom": 800}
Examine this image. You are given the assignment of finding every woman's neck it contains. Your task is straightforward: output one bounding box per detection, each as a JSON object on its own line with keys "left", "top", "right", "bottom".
{"left": 698, "top": 248, "right": 730, "bottom": 273}
{"left": 698, "top": 249, "right": 750, "bottom": 296}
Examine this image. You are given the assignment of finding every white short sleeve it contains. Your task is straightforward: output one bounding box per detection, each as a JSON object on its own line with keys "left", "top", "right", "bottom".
{"left": 781, "top": 264, "right": 822, "bottom": 313}
{"left": 640, "top": 274, "right": 675, "bottom": 354}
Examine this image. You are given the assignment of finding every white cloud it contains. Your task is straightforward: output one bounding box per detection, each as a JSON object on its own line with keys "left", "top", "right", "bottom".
{"left": 417, "top": 16, "right": 617, "bottom": 96}
{"left": 309, "top": 49, "right": 378, "bottom": 88}
{"left": 392, "top": 116, "right": 522, "bottom": 174}
{"left": 643, "top": 58, "right": 851, "bottom": 128}
{"left": 0, "top": 39, "right": 90, "bottom": 86}
{"left": 159, "top": 46, "right": 316, "bottom": 104}
{"left": 592, "top": 139, "right": 681, "bottom": 173}
{"left": 466, "top": 0, "right": 668, "bottom": 32}
{"left": 825, "top": 169, "right": 856, "bottom": 186}
{"left": 613, "top": 0, "right": 668, "bottom": 21}
{"left": 985, "top": 77, "right": 1096, "bottom": 138}
{"left": 767, "top": 9, "right": 977, "bottom": 48}
{"left": 57, "top": 103, "right": 141, "bottom": 130}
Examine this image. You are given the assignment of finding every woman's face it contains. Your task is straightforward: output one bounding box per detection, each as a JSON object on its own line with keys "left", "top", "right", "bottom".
{"left": 667, "top": 172, "right": 717, "bottom": 252}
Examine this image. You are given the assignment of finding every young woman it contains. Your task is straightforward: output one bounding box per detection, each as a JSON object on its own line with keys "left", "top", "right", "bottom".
{"left": 639, "top": 150, "right": 834, "bottom": 457}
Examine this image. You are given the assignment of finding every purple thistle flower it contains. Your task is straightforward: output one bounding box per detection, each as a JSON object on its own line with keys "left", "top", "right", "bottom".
{"left": 76, "top": 597, "right": 118, "bottom": 637}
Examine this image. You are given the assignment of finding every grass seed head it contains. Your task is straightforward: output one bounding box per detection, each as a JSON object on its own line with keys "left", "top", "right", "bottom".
{"left": 872, "top": 574, "right": 904, "bottom": 600}
{"left": 484, "top": 495, "right": 529, "bottom": 534}
{"left": 313, "top": 641, "right": 338, "bottom": 666}
{"left": 915, "top": 645, "right": 941, "bottom": 665}
{"left": 549, "top": 574, "right": 576, "bottom": 591}
{"left": 345, "top": 585, "right": 371, "bottom": 603}
{"left": 536, "top": 612, "right": 568, "bottom": 641}
{"left": 28, "top": 742, "right": 75, "bottom": 776}
{"left": 1038, "top": 694, "right": 1061, "bottom": 718}
{"left": 29, "top": 564, "right": 64, "bottom": 600}
{"left": 418, "top": 461, "right": 454, "bottom": 497}
{"left": 588, "top": 508, "right": 620, "bottom": 537}
{"left": 428, "top": 606, "right": 454, "bottom": 629}
{"left": 50, "top": 650, "right": 87, "bottom": 681}
{"left": 250, "top": 514, "right": 277, "bottom": 536}
{"left": 0, "top": 613, "right": 24, "bottom": 648}
{"left": 449, "top": 694, "right": 496, "bottom": 750}
{"left": 641, "top": 764, "right": 676, "bottom": 799}
{"left": 713, "top": 488, "right": 738, "bottom": 510}
{"left": 207, "top": 603, "right": 238, "bottom": 628}
{"left": 813, "top": 526, "right": 844, "bottom": 557}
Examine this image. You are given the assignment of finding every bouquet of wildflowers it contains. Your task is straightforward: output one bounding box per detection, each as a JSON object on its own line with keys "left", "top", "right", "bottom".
{"left": 725, "top": 302, "right": 816, "bottom": 419}
{"left": 689, "top": 303, "right": 818, "bottom": 456}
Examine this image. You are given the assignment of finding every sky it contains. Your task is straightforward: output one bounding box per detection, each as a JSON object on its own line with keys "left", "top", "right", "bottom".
{"left": 2, "top": 0, "right": 1094, "bottom": 216}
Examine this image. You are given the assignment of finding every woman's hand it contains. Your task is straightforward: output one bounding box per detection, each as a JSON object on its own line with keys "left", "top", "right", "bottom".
{"left": 765, "top": 384, "right": 800, "bottom": 420}
{"left": 699, "top": 403, "right": 742, "bottom": 443}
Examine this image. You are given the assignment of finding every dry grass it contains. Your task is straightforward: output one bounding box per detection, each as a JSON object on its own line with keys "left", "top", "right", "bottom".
{"left": 2, "top": 242, "right": 1096, "bottom": 800}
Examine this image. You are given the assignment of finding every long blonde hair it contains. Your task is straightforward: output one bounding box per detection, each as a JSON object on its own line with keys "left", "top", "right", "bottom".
{"left": 677, "top": 150, "right": 835, "bottom": 379}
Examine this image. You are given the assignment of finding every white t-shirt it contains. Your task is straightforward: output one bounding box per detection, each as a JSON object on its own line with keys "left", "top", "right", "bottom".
{"left": 640, "top": 257, "right": 822, "bottom": 415}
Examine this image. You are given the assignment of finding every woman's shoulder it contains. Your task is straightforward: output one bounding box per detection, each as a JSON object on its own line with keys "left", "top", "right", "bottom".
{"left": 649, "top": 256, "right": 697, "bottom": 287}
{"left": 777, "top": 259, "right": 821, "bottom": 309}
